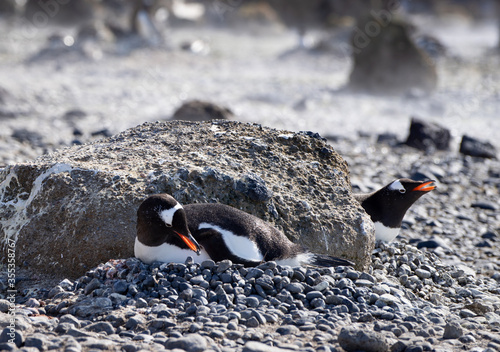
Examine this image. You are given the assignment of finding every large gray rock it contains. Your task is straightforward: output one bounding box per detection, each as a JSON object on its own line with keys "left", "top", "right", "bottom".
{"left": 349, "top": 18, "right": 437, "bottom": 94}
{"left": 405, "top": 117, "right": 451, "bottom": 152}
{"left": 0, "top": 120, "right": 373, "bottom": 279}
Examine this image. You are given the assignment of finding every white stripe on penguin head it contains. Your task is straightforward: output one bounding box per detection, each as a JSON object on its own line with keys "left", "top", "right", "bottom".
{"left": 388, "top": 179, "right": 405, "bottom": 193}
{"left": 159, "top": 202, "right": 183, "bottom": 227}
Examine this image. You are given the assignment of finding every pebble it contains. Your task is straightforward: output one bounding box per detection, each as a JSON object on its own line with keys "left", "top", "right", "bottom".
{"left": 0, "top": 300, "right": 11, "bottom": 313}
{"left": 443, "top": 321, "right": 463, "bottom": 339}
{"left": 0, "top": 328, "right": 22, "bottom": 348}
{"left": 243, "top": 341, "right": 297, "bottom": 352}
{"left": 338, "top": 326, "right": 390, "bottom": 352}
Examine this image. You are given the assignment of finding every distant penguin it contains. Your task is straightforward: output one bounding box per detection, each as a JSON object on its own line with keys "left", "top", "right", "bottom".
{"left": 132, "top": 0, "right": 163, "bottom": 45}
{"left": 354, "top": 179, "right": 436, "bottom": 242}
{"left": 135, "top": 194, "right": 353, "bottom": 267}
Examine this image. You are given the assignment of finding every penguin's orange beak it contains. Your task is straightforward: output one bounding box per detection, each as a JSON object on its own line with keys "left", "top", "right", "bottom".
{"left": 412, "top": 180, "right": 436, "bottom": 192}
{"left": 175, "top": 231, "right": 201, "bottom": 255}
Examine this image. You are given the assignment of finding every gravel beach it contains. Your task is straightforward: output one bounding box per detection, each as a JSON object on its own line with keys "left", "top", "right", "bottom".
{"left": 1, "top": 5, "right": 500, "bottom": 352}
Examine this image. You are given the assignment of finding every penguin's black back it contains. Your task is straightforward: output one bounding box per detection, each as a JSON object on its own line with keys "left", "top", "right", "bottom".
{"left": 183, "top": 203, "right": 303, "bottom": 264}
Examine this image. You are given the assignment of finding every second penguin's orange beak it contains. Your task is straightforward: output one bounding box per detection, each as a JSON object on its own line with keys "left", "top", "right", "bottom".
{"left": 412, "top": 180, "right": 436, "bottom": 192}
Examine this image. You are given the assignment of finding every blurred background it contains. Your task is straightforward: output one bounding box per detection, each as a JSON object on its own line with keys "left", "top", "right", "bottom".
{"left": 0, "top": 0, "right": 499, "bottom": 166}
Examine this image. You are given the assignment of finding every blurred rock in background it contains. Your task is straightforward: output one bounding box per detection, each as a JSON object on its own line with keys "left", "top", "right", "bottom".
{"left": 348, "top": 1, "right": 438, "bottom": 94}
{"left": 170, "top": 100, "right": 234, "bottom": 122}
{"left": 267, "top": 0, "right": 334, "bottom": 48}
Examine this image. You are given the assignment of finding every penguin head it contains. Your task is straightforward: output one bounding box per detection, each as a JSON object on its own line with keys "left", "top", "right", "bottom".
{"left": 136, "top": 194, "right": 201, "bottom": 254}
{"left": 385, "top": 178, "right": 436, "bottom": 198}
{"left": 380, "top": 178, "right": 436, "bottom": 215}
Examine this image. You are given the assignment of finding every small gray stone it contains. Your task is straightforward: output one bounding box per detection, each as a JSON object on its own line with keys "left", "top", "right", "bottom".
{"left": 285, "top": 282, "right": 304, "bottom": 293}
{"left": 251, "top": 310, "right": 267, "bottom": 324}
{"left": 358, "top": 313, "right": 375, "bottom": 322}
{"left": 257, "top": 261, "right": 277, "bottom": 271}
{"left": 216, "top": 259, "right": 233, "bottom": 273}
{"left": 48, "top": 285, "right": 65, "bottom": 298}
{"left": 359, "top": 272, "right": 376, "bottom": 283}
{"left": 0, "top": 342, "right": 17, "bottom": 351}
{"left": 276, "top": 325, "right": 300, "bottom": 335}
{"left": 80, "top": 337, "right": 116, "bottom": 349}
{"left": 311, "top": 297, "right": 326, "bottom": 308}
{"left": 95, "top": 296, "right": 112, "bottom": 309}
{"left": 256, "top": 275, "right": 274, "bottom": 290}
{"left": 148, "top": 318, "right": 176, "bottom": 330}
{"left": 55, "top": 322, "right": 73, "bottom": 334}
{"left": 201, "top": 260, "right": 215, "bottom": 269}
{"left": 136, "top": 298, "right": 148, "bottom": 308}
{"left": 113, "top": 280, "right": 128, "bottom": 294}
{"left": 313, "top": 281, "right": 329, "bottom": 291}
{"left": 180, "top": 288, "right": 193, "bottom": 301}
{"left": 306, "top": 290, "right": 325, "bottom": 301}
{"left": 246, "top": 316, "right": 260, "bottom": 328}
{"left": 243, "top": 341, "right": 297, "bottom": 352}
{"left": 192, "top": 288, "right": 207, "bottom": 300}
{"left": 59, "top": 314, "right": 81, "bottom": 328}
{"left": 66, "top": 327, "right": 94, "bottom": 338}
{"left": 459, "top": 334, "right": 476, "bottom": 343}
{"left": 342, "top": 297, "right": 360, "bottom": 313}
{"left": 189, "top": 323, "right": 202, "bottom": 333}
{"left": 376, "top": 294, "right": 398, "bottom": 306}
{"left": 443, "top": 321, "right": 463, "bottom": 339}
{"left": 0, "top": 328, "right": 22, "bottom": 347}
{"left": 460, "top": 309, "right": 477, "bottom": 318}
{"left": 25, "top": 298, "right": 40, "bottom": 308}
{"left": 84, "top": 278, "right": 101, "bottom": 295}
{"left": 163, "top": 333, "right": 207, "bottom": 352}
{"left": 338, "top": 326, "right": 389, "bottom": 352}
{"left": 346, "top": 270, "right": 361, "bottom": 280}
{"left": 85, "top": 321, "right": 115, "bottom": 335}
{"left": 246, "top": 268, "right": 264, "bottom": 280}
{"left": 415, "top": 269, "right": 431, "bottom": 279}
{"left": 245, "top": 296, "right": 260, "bottom": 308}
{"left": 0, "top": 300, "right": 10, "bottom": 313}
{"left": 189, "top": 275, "right": 205, "bottom": 285}
{"left": 196, "top": 306, "right": 210, "bottom": 317}
{"left": 24, "top": 333, "right": 48, "bottom": 350}
{"left": 337, "top": 278, "right": 353, "bottom": 290}
{"left": 226, "top": 330, "right": 244, "bottom": 340}
{"left": 220, "top": 273, "right": 233, "bottom": 283}
{"left": 355, "top": 279, "right": 375, "bottom": 287}
{"left": 404, "top": 346, "right": 423, "bottom": 352}
{"left": 59, "top": 278, "right": 74, "bottom": 290}
{"left": 125, "top": 315, "right": 146, "bottom": 330}
{"left": 215, "top": 285, "right": 232, "bottom": 306}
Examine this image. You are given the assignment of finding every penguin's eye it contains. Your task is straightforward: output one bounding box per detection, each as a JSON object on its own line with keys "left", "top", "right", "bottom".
{"left": 399, "top": 189, "right": 406, "bottom": 194}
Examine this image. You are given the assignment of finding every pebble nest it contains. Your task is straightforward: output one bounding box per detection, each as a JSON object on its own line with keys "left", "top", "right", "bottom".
{"left": 2, "top": 241, "right": 500, "bottom": 352}
{"left": 1, "top": 134, "right": 499, "bottom": 352}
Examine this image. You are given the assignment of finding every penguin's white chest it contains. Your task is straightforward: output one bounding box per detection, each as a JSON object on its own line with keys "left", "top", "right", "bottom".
{"left": 374, "top": 221, "right": 400, "bottom": 242}
{"left": 134, "top": 237, "right": 211, "bottom": 264}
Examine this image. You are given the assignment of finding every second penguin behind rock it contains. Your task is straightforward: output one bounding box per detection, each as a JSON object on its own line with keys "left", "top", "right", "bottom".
{"left": 354, "top": 178, "right": 436, "bottom": 242}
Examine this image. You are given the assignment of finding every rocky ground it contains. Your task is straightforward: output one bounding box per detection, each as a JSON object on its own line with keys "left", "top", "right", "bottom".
{"left": 1, "top": 134, "right": 499, "bottom": 352}
{"left": 0, "top": 11, "right": 499, "bottom": 352}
